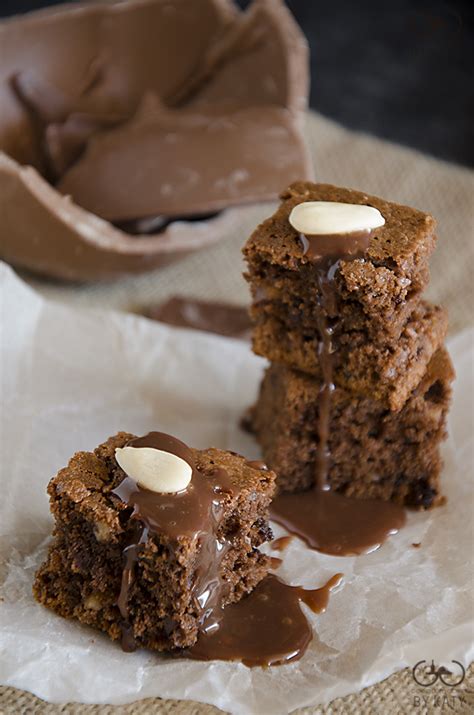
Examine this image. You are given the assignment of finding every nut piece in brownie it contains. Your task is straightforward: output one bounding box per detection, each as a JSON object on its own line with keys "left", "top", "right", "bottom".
{"left": 33, "top": 431, "right": 275, "bottom": 652}
{"left": 249, "top": 349, "right": 454, "bottom": 509}
{"left": 252, "top": 299, "right": 447, "bottom": 411}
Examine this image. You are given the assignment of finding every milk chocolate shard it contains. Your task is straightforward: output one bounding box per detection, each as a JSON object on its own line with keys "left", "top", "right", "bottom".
{"left": 0, "top": 153, "right": 234, "bottom": 282}
{"left": 57, "top": 95, "right": 311, "bottom": 222}
{"left": 0, "top": 0, "right": 310, "bottom": 281}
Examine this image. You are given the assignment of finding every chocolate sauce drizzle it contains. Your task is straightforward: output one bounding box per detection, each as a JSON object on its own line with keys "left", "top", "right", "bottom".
{"left": 269, "top": 556, "right": 283, "bottom": 569}
{"left": 271, "top": 228, "right": 406, "bottom": 555}
{"left": 271, "top": 535, "right": 293, "bottom": 552}
{"left": 186, "top": 573, "right": 342, "bottom": 667}
{"left": 112, "top": 432, "right": 236, "bottom": 651}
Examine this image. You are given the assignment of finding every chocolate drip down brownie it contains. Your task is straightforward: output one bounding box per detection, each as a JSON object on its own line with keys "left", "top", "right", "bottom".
{"left": 250, "top": 299, "right": 447, "bottom": 411}
{"left": 34, "top": 432, "right": 275, "bottom": 651}
{"left": 243, "top": 181, "right": 453, "bottom": 509}
{"left": 250, "top": 349, "right": 454, "bottom": 508}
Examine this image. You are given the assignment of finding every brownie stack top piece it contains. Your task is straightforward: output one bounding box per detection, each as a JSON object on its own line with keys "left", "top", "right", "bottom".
{"left": 244, "top": 182, "right": 447, "bottom": 410}
{"left": 244, "top": 181, "right": 436, "bottom": 327}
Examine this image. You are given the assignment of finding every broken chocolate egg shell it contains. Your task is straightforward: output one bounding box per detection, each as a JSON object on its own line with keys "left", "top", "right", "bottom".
{"left": 0, "top": 152, "right": 250, "bottom": 281}
{"left": 0, "top": 0, "right": 311, "bottom": 282}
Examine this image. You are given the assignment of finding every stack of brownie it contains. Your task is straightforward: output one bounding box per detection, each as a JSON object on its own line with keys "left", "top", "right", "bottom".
{"left": 243, "top": 181, "right": 454, "bottom": 509}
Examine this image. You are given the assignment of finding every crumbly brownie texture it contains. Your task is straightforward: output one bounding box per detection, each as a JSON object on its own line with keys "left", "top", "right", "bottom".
{"left": 243, "top": 182, "right": 437, "bottom": 343}
{"left": 252, "top": 300, "right": 447, "bottom": 412}
{"left": 33, "top": 432, "right": 275, "bottom": 651}
{"left": 250, "top": 349, "right": 454, "bottom": 509}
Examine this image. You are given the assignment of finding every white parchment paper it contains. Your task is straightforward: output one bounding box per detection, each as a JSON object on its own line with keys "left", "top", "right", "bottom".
{"left": 0, "top": 262, "right": 473, "bottom": 714}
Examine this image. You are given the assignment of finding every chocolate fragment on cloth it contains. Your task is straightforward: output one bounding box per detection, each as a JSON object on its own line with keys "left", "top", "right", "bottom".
{"left": 0, "top": 0, "right": 310, "bottom": 281}
{"left": 144, "top": 296, "right": 252, "bottom": 339}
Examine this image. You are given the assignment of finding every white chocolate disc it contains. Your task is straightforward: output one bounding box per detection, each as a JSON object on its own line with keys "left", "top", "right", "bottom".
{"left": 289, "top": 201, "right": 385, "bottom": 235}
{"left": 115, "top": 446, "right": 192, "bottom": 493}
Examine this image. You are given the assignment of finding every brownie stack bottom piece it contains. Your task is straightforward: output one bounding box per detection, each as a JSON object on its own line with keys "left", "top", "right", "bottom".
{"left": 250, "top": 349, "right": 454, "bottom": 509}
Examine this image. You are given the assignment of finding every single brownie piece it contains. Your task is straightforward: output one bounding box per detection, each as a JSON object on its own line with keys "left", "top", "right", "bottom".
{"left": 33, "top": 431, "right": 275, "bottom": 652}
{"left": 249, "top": 348, "right": 454, "bottom": 509}
{"left": 244, "top": 181, "right": 436, "bottom": 343}
{"left": 252, "top": 299, "right": 447, "bottom": 411}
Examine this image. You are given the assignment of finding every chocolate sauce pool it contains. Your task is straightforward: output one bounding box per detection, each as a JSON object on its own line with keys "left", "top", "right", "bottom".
{"left": 186, "top": 573, "right": 342, "bottom": 667}
{"left": 271, "top": 228, "right": 406, "bottom": 555}
{"left": 271, "top": 490, "right": 405, "bottom": 556}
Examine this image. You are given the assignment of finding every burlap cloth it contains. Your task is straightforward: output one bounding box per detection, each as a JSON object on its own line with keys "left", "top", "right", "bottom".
{"left": 1, "top": 111, "right": 473, "bottom": 714}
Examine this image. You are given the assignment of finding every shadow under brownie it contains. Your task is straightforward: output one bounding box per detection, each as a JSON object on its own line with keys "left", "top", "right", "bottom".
{"left": 33, "top": 431, "right": 275, "bottom": 652}
{"left": 249, "top": 348, "right": 454, "bottom": 509}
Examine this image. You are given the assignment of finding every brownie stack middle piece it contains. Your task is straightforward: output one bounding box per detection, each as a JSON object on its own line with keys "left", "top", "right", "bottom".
{"left": 243, "top": 182, "right": 454, "bottom": 510}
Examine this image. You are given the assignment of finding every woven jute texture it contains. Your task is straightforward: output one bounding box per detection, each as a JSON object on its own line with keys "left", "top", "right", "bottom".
{"left": 1, "top": 666, "right": 474, "bottom": 714}
{"left": 2, "top": 111, "right": 473, "bottom": 714}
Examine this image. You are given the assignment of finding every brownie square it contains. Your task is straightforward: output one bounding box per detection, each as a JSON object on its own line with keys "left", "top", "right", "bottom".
{"left": 244, "top": 181, "right": 436, "bottom": 337}
{"left": 252, "top": 299, "right": 447, "bottom": 411}
{"left": 249, "top": 349, "right": 454, "bottom": 509}
{"left": 243, "top": 182, "right": 444, "bottom": 408}
{"left": 33, "top": 432, "right": 275, "bottom": 652}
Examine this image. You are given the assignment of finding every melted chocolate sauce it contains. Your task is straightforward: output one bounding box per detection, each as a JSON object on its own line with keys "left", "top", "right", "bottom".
{"left": 116, "top": 523, "right": 149, "bottom": 652}
{"left": 271, "top": 535, "right": 293, "bottom": 552}
{"left": 145, "top": 297, "right": 252, "bottom": 339}
{"left": 185, "top": 573, "right": 342, "bottom": 667}
{"left": 271, "top": 490, "right": 405, "bottom": 556}
{"left": 299, "top": 230, "right": 372, "bottom": 262}
{"left": 269, "top": 556, "right": 283, "bottom": 569}
{"left": 112, "top": 432, "right": 237, "bottom": 649}
{"left": 302, "top": 234, "right": 371, "bottom": 490}
{"left": 271, "top": 228, "right": 406, "bottom": 555}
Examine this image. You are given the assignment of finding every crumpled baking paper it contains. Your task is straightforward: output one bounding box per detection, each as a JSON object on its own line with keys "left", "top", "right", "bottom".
{"left": 0, "top": 262, "right": 473, "bottom": 715}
